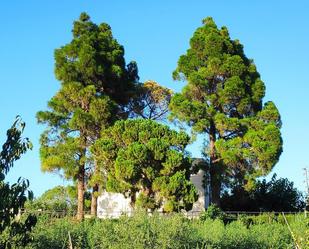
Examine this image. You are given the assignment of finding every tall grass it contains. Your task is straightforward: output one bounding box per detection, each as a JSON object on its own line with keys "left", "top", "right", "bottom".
{"left": 22, "top": 212, "right": 309, "bottom": 249}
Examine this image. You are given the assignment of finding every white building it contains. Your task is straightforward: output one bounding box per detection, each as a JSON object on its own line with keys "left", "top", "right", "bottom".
{"left": 97, "top": 167, "right": 210, "bottom": 218}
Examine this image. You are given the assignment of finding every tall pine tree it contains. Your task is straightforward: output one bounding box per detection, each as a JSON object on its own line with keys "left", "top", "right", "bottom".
{"left": 169, "top": 17, "right": 282, "bottom": 206}
{"left": 37, "top": 13, "right": 139, "bottom": 220}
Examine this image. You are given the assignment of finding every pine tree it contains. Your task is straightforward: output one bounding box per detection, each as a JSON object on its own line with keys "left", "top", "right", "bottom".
{"left": 169, "top": 17, "right": 282, "bottom": 206}
{"left": 37, "top": 13, "right": 139, "bottom": 219}
{"left": 91, "top": 119, "right": 198, "bottom": 212}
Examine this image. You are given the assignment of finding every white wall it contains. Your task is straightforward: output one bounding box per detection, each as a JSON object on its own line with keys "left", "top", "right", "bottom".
{"left": 97, "top": 170, "right": 208, "bottom": 218}
{"left": 97, "top": 192, "right": 133, "bottom": 218}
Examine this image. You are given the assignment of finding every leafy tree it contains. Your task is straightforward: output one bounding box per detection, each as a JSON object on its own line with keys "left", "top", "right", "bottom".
{"left": 25, "top": 185, "right": 92, "bottom": 216}
{"left": 26, "top": 185, "right": 77, "bottom": 214}
{"left": 200, "top": 204, "right": 225, "bottom": 221}
{"left": 169, "top": 17, "right": 282, "bottom": 206}
{"left": 129, "top": 80, "right": 172, "bottom": 121}
{"left": 221, "top": 174, "right": 305, "bottom": 212}
{"left": 37, "top": 13, "right": 139, "bottom": 219}
{"left": 91, "top": 119, "right": 198, "bottom": 212}
{"left": 0, "top": 117, "right": 36, "bottom": 248}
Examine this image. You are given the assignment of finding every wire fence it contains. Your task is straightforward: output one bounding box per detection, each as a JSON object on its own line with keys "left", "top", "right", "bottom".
{"left": 20, "top": 208, "right": 306, "bottom": 220}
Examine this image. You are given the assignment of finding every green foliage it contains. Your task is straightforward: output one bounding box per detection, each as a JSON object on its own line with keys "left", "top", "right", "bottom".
{"left": 25, "top": 213, "right": 300, "bottom": 249}
{"left": 37, "top": 82, "right": 117, "bottom": 218}
{"left": 221, "top": 174, "right": 305, "bottom": 212}
{"left": 289, "top": 215, "right": 309, "bottom": 248}
{"left": 24, "top": 216, "right": 91, "bottom": 249}
{"left": 92, "top": 119, "right": 198, "bottom": 212}
{"left": 169, "top": 17, "right": 283, "bottom": 203}
{"left": 54, "top": 12, "right": 139, "bottom": 105}
{"left": 37, "top": 82, "right": 117, "bottom": 178}
{"left": 0, "top": 118, "right": 32, "bottom": 177}
{"left": 0, "top": 117, "right": 37, "bottom": 248}
{"left": 89, "top": 213, "right": 199, "bottom": 249}
{"left": 200, "top": 204, "right": 225, "bottom": 221}
{"left": 26, "top": 185, "right": 93, "bottom": 217}
{"left": 25, "top": 185, "right": 77, "bottom": 215}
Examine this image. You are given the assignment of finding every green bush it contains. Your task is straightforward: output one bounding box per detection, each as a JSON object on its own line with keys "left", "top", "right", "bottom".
{"left": 200, "top": 204, "right": 225, "bottom": 221}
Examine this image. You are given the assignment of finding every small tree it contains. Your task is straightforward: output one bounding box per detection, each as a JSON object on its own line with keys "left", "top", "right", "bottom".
{"left": 169, "top": 17, "right": 282, "bottom": 206}
{"left": 0, "top": 117, "right": 36, "bottom": 248}
{"left": 92, "top": 119, "right": 198, "bottom": 212}
{"left": 26, "top": 185, "right": 76, "bottom": 214}
{"left": 25, "top": 185, "right": 92, "bottom": 216}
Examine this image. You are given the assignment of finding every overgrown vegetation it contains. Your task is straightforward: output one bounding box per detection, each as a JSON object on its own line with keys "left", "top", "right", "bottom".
{"left": 24, "top": 212, "right": 308, "bottom": 249}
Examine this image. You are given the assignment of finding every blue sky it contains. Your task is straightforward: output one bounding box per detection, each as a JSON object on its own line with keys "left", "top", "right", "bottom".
{"left": 1, "top": 1, "right": 308, "bottom": 196}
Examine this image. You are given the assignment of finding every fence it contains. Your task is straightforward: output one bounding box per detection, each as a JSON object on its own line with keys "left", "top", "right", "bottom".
{"left": 20, "top": 208, "right": 305, "bottom": 220}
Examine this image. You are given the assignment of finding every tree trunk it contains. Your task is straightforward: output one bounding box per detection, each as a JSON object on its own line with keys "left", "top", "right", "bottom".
{"left": 210, "top": 168, "right": 221, "bottom": 206}
{"left": 209, "top": 123, "right": 221, "bottom": 207}
{"left": 91, "top": 184, "right": 99, "bottom": 217}
{"left": 130, "top": 190, "right": 136, "bottom": 210}
{"left": 76, "top": 166, "right": 85, "bottom": 221}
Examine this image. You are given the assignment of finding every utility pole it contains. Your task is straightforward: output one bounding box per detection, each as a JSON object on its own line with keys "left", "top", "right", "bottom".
{"left": 303, "top": 168, "right": 309, "bottom": 217}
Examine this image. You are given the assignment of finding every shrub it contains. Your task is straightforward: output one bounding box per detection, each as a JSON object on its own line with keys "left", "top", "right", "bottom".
{"left": 200, "top": 204, "right": 225, "bottom": 221}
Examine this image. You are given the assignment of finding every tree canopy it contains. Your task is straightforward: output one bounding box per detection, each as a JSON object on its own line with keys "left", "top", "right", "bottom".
{"left": 92, "top": 119, "right": 198, "bottom": 212}
{"left": 169, "top": 17, "right": 282, "bottom": 205}
{"left": 54, "top": 12, "right": 139, "bottom": 106}
{"left": 36, "top": 13, "right": 285, "bottom": 216}
{"left": 221, "top": 174, "right": 305, "bottom": 212}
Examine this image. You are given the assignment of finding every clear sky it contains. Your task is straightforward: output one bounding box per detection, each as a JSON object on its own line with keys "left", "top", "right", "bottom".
{"left": 1, "top": 1, "right": 308, "bottom": 197}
